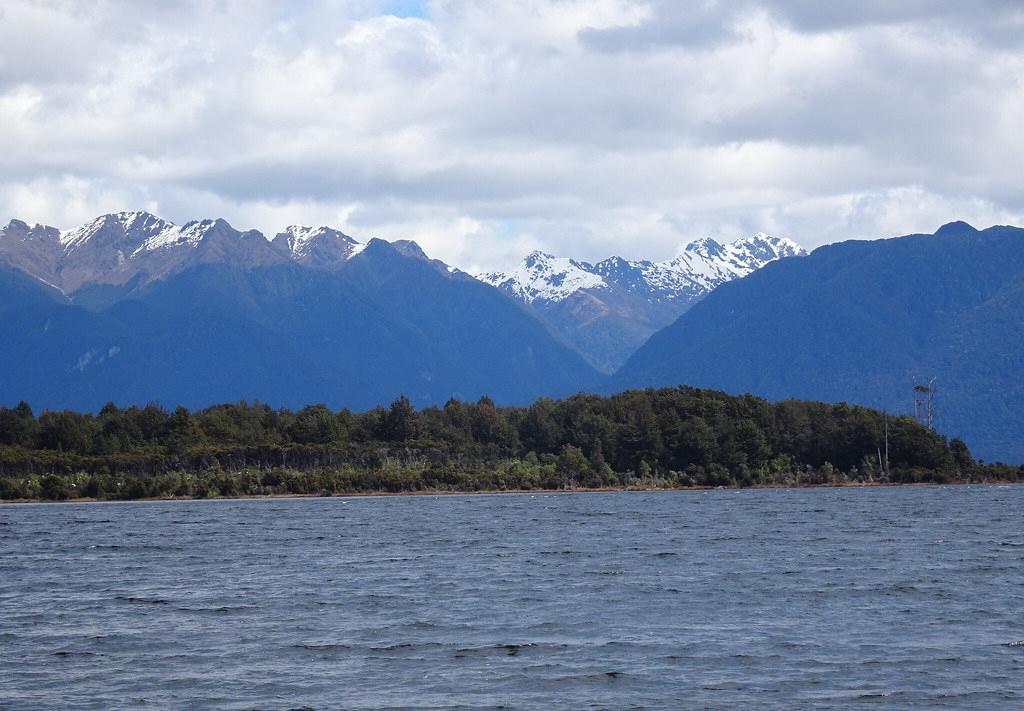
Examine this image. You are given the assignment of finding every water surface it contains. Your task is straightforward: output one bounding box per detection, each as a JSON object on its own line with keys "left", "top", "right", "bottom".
{"left": 2, "top": 486, "right": 1023, "bottom": 709}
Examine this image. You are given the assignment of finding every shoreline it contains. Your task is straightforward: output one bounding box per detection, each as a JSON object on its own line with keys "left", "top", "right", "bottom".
{"left": 2, "top": 479, "right": 1019, "bottom": 505}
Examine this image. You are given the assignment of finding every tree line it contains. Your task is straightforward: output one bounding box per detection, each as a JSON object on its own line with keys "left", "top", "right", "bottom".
{"left": 0, "top": 386, "right": 1019, "bottom": 501}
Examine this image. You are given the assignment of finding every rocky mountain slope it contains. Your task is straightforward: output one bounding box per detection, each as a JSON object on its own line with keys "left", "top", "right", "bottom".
{"left": 0, "top": 212, "right": 384, "bottom": 295}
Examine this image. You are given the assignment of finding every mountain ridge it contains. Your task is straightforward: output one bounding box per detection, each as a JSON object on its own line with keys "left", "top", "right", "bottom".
{"left": 479, "top": 232, "right": 804, "bottom": 304}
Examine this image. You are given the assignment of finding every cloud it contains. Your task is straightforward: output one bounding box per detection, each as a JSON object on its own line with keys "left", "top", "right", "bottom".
{"left": 582, "top": 1, "right": 1024, "bottom": 51}
{"left": 0, "top": 0, "right": 1022, "bottom": 270}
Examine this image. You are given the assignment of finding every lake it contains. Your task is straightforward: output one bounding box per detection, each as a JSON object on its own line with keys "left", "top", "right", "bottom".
{"left": 2, "top": 486, "right": 1023, "bottom": 709}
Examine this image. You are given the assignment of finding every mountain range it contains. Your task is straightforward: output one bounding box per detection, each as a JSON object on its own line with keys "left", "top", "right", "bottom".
{"left": 0, "top": 212, "right": 599, "bottom": 411}
{"left": 613, "top": 221, "right": 1024, "bottom": 463}
{"left": 479, "top": 234, "right": 804, "bottom": 372}
{"left": 1, "top": 212, "right": 391, "bottom": 296}
{"left": 0, "top": 212, "right": 797, "bottom": 383}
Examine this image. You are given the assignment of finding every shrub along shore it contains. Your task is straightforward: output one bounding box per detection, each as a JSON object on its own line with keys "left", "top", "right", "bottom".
{"left": 1, "top": 386, "right": 1019, "bottom": 502}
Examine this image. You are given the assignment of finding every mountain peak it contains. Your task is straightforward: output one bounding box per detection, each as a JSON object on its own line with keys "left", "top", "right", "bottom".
{"left": 57, "top": 212, "right": 166, "bottom": 253}
{"left": 524, "top": 250, "right": 556, "bottom": 265}
{"left": 138, "top": 218, "right": 219, "bottom": 253}
{"left": 478, "top": 251, "right": 606, "bottom": 303}
{"left": 392, "top": 239, "right": 428, "bottom": 260}
{"left": 115, "top": 210, "right": 165, "bottom": 229}
{"left": 3, "top": 219, "right": 57, "bottom": 238}
{"left": 684, "top": 237, "right": 726, "bottom": 259}
{"left": 274, "top": 225, "right": 358, "bottom": 262}
{"left": 58, "top": 211, "right": 174, "bottom": 253}
{"left": 727, "top": 233, "right": 806, "bottom": 262}
{"left": 594, "top": 255, "right": 630, "bottom": 269}
{"left": 934, "top": 221, "right": 978, "bottom": 237}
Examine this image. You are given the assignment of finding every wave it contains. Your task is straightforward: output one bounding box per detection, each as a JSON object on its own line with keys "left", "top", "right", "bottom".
{"left": 291, "top": 643, "right": 352, "bottom": 651}
{"left": 114, "top": 595, "right": 169, "bottom": 605}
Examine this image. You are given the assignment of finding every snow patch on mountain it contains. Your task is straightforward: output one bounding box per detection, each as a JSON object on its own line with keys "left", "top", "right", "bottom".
{"left": 278, "top": 225, "right": 359, "bottom": 257}
{"left": 478, "top": 251, "right": 608, "bottom": 303}
{"left": 347, "top": 241, "right": 369, "bottom": 260}
{"left": 134, "top": 219, "right": 222, "bottom": 254}
{"left": 59, "top": 211, "right": 173, "bottom": 253}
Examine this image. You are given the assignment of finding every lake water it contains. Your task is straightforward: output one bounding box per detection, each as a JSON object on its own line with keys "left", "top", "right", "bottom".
{"left": 1, "top": 486, "right": 1023, "bottom": 709}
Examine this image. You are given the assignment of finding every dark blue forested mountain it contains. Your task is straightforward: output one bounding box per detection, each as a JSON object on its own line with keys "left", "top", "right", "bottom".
{"left": 0, "top": 215, "right": 600, "bottom": 412}
{"left": 612, "top": 222, "right": 1024, "bottom": 463}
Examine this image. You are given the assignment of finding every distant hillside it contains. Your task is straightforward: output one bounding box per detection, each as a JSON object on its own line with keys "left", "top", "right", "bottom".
{"left": 613, "top": 222, "right": 1024, "bottom": 463}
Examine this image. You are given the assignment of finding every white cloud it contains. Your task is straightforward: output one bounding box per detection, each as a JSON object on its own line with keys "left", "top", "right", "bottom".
{"left": 0, "top": 0, "right": 1022, "bottom": 270}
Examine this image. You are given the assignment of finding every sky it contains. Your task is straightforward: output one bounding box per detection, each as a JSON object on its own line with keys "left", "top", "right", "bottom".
{"left": 1, "top": 0, "right": 1023, "bottom": 272}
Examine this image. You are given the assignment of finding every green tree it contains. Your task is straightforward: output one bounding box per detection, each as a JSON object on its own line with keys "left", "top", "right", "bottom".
{"left": 556, "top": 444, "right": 591, "bottom": 487}
{"left": 520, "top": 399, "right": 560, "bottom": 453}
{"left": 380, "top": 395, "right": 419, "bottom": 442}
{"left": 732, "top": 420, "right": 771, "bottom": 467}
{"left": 949, "top": 437, "right": 975, "bottom": 480}
{"left": 38, "top": 410, "right": 95, "bottom": 453}
{"left": 165, "top": 406, "right": 205, "bottom": 454}
{"left": 290, "top": 404, "right": 342, "bottom": 444}
{"left": 677, "top": 416, "right": 716, "bottom": 468}
{"left": 0, "top": 401, "right": 38, "bottom": 447}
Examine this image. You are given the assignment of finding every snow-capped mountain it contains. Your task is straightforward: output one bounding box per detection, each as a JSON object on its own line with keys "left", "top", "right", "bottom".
{"left": 479, "top": 233, "right": 804, "bottom": 305}
{"left": 59, "top": 210, "right": 175, "bottom": 253}
{"left": 478, "top": 233, "right": 805, "bottom": 372}
{"left": 0, "top": 212, "right": 380, "bottom": 293}
{"left": 480, "top": 252, "right": 605, "bottom": 303}
{"left": 271, "top": 225, "right": 367, "bottom": 266}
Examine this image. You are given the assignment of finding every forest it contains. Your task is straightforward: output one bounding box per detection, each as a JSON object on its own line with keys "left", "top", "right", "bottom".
{"left": 0, "top": 386, "right": 1019, "bottom": 501}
